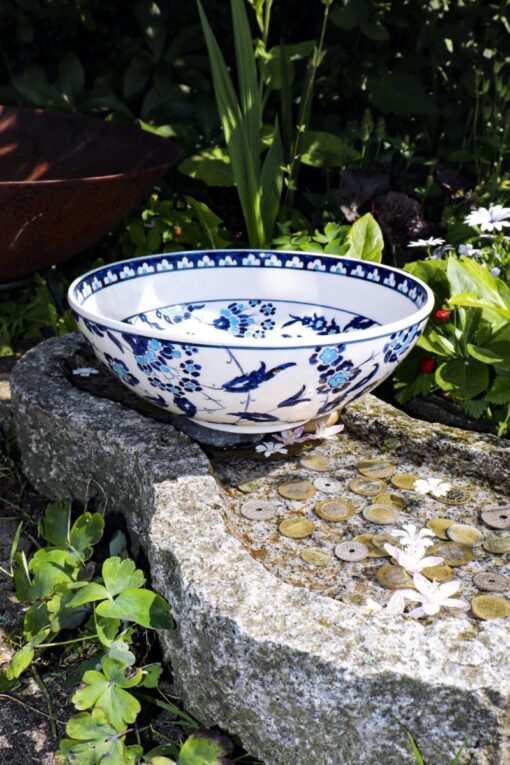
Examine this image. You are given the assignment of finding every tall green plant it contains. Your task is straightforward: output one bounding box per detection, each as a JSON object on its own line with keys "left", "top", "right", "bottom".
{"left": 197, "top": 0, "right": 283, "bottom": 247}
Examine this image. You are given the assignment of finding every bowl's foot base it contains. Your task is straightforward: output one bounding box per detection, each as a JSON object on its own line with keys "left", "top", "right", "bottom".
{"left": 171, "top": 415, "right": 267, "bottom": 449}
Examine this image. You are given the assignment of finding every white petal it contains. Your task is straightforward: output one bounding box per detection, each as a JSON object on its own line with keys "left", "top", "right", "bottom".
{"left": 443, "top": 598, "right": 469, "bottom": 610}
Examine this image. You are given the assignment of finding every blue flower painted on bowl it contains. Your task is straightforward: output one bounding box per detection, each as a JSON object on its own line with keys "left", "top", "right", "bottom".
{"left": 174, "top": 395, "right": 197, "bottom": 417}
{"left": 260, "top": 303, "right": 276, "bottom": 316}
{"left": 318, "top": 347, "right": 340, "bottom": 366}
{"left": 327, "top": 370, "right": 352, "bottom": 388}
{"left": 105, "top": 354, "right": 139, "bottom": 386}
{"left": 262, "top": 319, "right": 275, "bottom": 331}
{"left": 147, "top": 377, "right": 181, "bottom": 394}
{"left": 181, "top": 377, "right": 202, "bottom": 393}
{"left": 180, "top": 361, "right": 202, "bottom": 377}
{"left": 383, "top": 324, "right": 421, "bottom": 363}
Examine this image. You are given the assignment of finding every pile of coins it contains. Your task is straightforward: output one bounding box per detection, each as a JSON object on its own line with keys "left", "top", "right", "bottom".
{"left": 217, "top": 435, "right": 510, "bottom": 621}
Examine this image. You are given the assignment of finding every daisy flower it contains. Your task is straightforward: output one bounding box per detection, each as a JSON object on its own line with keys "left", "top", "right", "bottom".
{"left": 464, "top": 205, "right": 510, "bottom": 232}
{"left": 414, "top": 477, "right": 451, "bottom": 498}
{"left": 255, "top": 441, "right": 288, "bottom": 458}
{"left": 408, "top": 237, "right": 445, "bottom": 248}
{"left": 458, "top": 243, "right": 481, "bottom": 258}
{"left": 384, "top": 542, "right": 444, "bottom": 574}
{"left": 390, "top": 524, "right": 435, "bottom": 549}
{"left": 312, "top": 421, "right": 344, "bottom": 440}
{"left": 274, "top": 426, "right": 310, "bottom": 446}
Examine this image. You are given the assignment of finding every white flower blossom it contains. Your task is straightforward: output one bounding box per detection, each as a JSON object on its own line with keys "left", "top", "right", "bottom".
{"left": 390, "top": 524, "right": 435, "bottom": 549}
{"left": 464, "top": 205, "right": 510, "bottom": 232}
{"left": 414, "top": 477, "right": 452, "bottom": 497}
{"left": 255, "top": 441, "right": 288, "bottom": 458}
{"left": 72, "top": 367, "right": 99, "bottom": 377}
{"left": 398, "top": 573, "right": 469, "bottom": 618}
{"left": 408, "top": 237, "right": 445, "bottom": 248}
{"left": 364, "top": 593, "right": 406, "bottom": 615}
{"left": 312, "top": 421, "right": 345, "bottom": 440}
{"left": 490, "top": 266, "right": 502, "bottom": 278}
{"left": 384, "top": 542, "right": 444, "bottom": 574}
{"left": 458, "top": 243, "right": 482, "bottom": 258}
{"left": 274, "top": 426, "right": 311, "bottom": 446}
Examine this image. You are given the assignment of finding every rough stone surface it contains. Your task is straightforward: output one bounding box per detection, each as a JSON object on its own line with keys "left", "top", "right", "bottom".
{"left": 10, "top": 335, "right": 510, "bottom": 765}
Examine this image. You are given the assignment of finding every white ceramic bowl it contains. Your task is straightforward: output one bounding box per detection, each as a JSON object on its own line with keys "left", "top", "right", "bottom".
{"left": 68, "top": 250, "right": 434, "bottom": 433}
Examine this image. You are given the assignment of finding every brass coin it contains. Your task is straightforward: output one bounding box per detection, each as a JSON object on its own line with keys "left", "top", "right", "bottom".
{"left": 373, "top": 492, "right": 406, "bottom": 510}
{"left": 473, "top": 572, "right": 510, "bottom": 592}
{"left": 429, "top": 542, "right": 473, "bottom": 567}
{"left": 334, "top": 541, "right": 369, "bottom": 562}
{"left": 353, "top": 533, "right": 387, "bottom": 558}
{"left": 238, "top": 478, "right": 265, "bottom": 493}
{"left": 277, "top": 481, "right": 316, "bottom": 501}
{"left": 391, "top": 473, "right": 419, "bottom": 490}
{"left": 371, "top": 534, "right": 397, "bottom": 554}
{"left": 446, "top": 524, "right": 483, "bottom": 547}
{"left": 300, "top": 548, "right": 333, "bottom": 566}
{"left": 358, "top": 459, "right": 395, "bottom": 479}
{"left": 437, "top": 487, "right": 471, "bottom": 505}
{"left": 363, "top": 505, "right": 400, "bottom": 525}
{"left": 315, "top": 498, "right": 356, "bottom": 522}
{"left": 471, "top": 594, "right": 510, "bottom": 620}
{"left": 422, "top": 564, "right": 453, "bottom": 582}
{"left": 481, "top": 509, "right": 510, "bottom": 530}
{"left": 300, "top": 455, "right": 332, "bottom": 472}
{"left": 426, "top": 518, "right": 456, "bottom": 540}
{"left": 240, "top": 500, "right": 278, "bottom": 521}
{"left": 483, "top": 536, "right": 510, "bottom": 554}
{"left": 278, "top": 517, "right": 315, "bottom": 539}
{"left": 376, "top": 564, "right": 413, "bottom": 590}
{"left": 349, "top": 477, "right": 386, "bottom": 496}
{"left": 313, "top": 476, "right": 342, "bottom": 495}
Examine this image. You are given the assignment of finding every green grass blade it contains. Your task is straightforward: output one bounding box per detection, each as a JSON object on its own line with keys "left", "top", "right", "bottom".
{"left": 398, "top": 722, "right": 426, "bottom": 765}
{"left": 279, "top": 41, "right": 293, "bottom": 162}
{"left": 197, "top": 0, "right": 263, "bottom": 246}
{"left": 231, "top": 0, "right": 261, "bottom": 167}
{"left": 260, "top": 117, "right": 284, "bottom": 243}
{"left": 450, "top": 739, "right": 467, "bottom": 765}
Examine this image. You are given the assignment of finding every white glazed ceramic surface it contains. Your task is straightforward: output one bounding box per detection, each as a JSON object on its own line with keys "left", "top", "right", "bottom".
{"left": 68, "top": 250, "right": 434, "bottom": 433}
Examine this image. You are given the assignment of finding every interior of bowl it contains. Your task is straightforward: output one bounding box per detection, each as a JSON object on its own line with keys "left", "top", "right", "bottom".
{"left": 0, "top": 106, "right": 179, "bottom": 182}
{"left": 71, "top": 250, "right": 432, "bottom": 345}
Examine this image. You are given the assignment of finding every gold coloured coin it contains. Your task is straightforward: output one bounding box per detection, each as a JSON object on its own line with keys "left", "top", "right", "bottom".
{"left": 358, "top": 459, "right": 395, "bottom": 479}
{"left": 371, "top": 534, "right": 396, "bottom": 554}
{"left": 278, "top": 517, "right": 315, "bottom": 539}
{"left": 426, "top": 518, "right": 456, "bottom": 540}
{"left": 483, "top": 536, "right": 510, "bottom": 554}
{"left": 437, "top": 487, "right": 471, "bottom": 505}
{"left": 446, "top": 524, "right": 483, "bottom": 547}
{"left": 421, "top": 564, "right": 453, "bottom": 582}
{"left": 349, "top": 477, "right": 386, "bottom": 496}
{"left": 373, "top": 492, "right": 406, "bottom": 510}
{"left": 376, "top": 564, "right": 413, "bottom": 590}
{"left": 334, "top": 541, "right": 369, "bottom": 562}
{"left": 300, "top": 547, "right": 333, "bottom": 566}
{"left": 299, "top": 455, "right": 332, "bottom": 472}
{"left": 353, "top": 533, "right": 387, "bottom": 558}
{"left": 471, "top": 594, "right": 510, "bottom": 620}
{"left": 315, "top": 498, "right": 356, "bottom": 522}
{"left": 391, "top": 473, "right": 419, "bottom": 490}
{"left": 238, "top": 478, "right": 265, "bottom": 494}
{"left": 363, "top": 505, "right": 400, "bottom": 525}
{"left": 481, "top": 508, "right": 510, "bottom": 530}
{"left": 429, "top": 542, "right": 473, "bottom": 567}
{"left": 473, "top": 572, "right": 510, "bottom": 592}
{"left": 240, "top": 500, "right": 278, "bottom": 521}
{"left": 277, "top": 481, "right": 316, "bottom": 501}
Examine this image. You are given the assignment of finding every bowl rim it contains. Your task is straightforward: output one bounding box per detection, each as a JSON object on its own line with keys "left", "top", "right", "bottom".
{"left": 68, "top": 249, "right": 435, "bottom": 349}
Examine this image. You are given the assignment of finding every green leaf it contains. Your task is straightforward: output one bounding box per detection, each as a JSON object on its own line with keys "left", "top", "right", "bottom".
{"left": 40, "top": 500, "right": 70, "bottom": 547}
{"left": 263, "top": 41, "right": 315, "bottom": 90}
{"left": 231, "top": 0, "right": 261, "bottom": 163}
{"left": 486, "top": 376, "right": 510, "bottom": 404}
{"left": 140, "top": 663, "right": 163, "bottom": 688}
{"left": 29, "top": 548, "right": 75, "bottom": 599}
{"left": 398, "top": 722, "right": 426, "bottom": 765}
{"left": 102, "top": 557, "right": 145, "bottom": 597}
{"left": 367, "top": 71, "right": 437, "bottom": 117}
{"left": 299, "top": 130, "right": 359, "bottom": 168}
{"left": 108, "top": 640, "right": 136, "bottom": 668}
{"left": 67, "top": 582, "right": 109, "bottom": 608}
{"left": 14, "top": 69, "right": 65, "bottom": 108}
{"left": 58, "top": 708, "right": 129, "bottom": 765}
{"left": 5, "top": 643, "right": 34, "bottom": 680}
{"left": 95, "top": 588, "right": 172, "bottom": 629}
{"left": 178, "top": 729, "right": 234, "bottom": 765}
{"left": 58, "top": 52, "right": 85, "bottom": 105}
{"left": 72, "top": 660, "right": 142, "bottom": 731}
{"left": 260, "top": 119, "right": 284, "bottom": 244}
{"left": 467, "top": 342, "right": 510, "bottom": 366}
{"left": 13, "top": 551, "right": 33, "bottom": 601}
{"left": 435, "top": 359, "right": 489, "bottom": 399}
{"left": 70, "top": 512, "right": 105, "bottom": 560}
{"left": 345, "top": 213, "right": 383, "bottom": 262}
{"left": 450, "top": 740, "right": 467, "bottom": 765}
{"left": 24, "top": 601, "right": 51, "bottom": 639}
{"left": 95, "top": 614, "right": 121, "bottom": 648}
{"left": 179, "top": 147, "right": 234, "bottom": 187}
{"left": 123, "top": 58, "right": 152, "bottom": 98}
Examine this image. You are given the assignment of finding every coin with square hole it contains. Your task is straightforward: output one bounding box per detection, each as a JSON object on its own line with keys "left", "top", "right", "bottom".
{"left": 240, "top": 500, "right": 279, "bottom": 521}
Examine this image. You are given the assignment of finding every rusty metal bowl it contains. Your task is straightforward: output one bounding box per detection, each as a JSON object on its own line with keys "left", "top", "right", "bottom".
{"left": 0, "top": 106, "right": 180, "bottom": 281}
